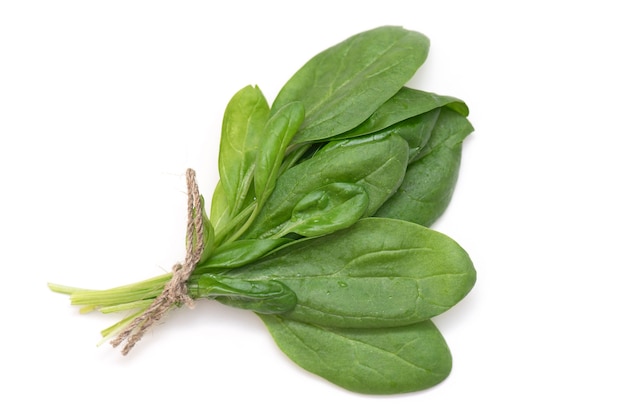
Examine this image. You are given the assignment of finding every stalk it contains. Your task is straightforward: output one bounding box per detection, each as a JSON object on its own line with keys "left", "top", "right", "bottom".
{"left": 48, "top": 272, "right": 173, "bottom": 340}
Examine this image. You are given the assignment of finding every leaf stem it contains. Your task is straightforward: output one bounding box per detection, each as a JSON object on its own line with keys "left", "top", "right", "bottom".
{"left": 49, "top": 272, "right": 174, "bottom": 341}
{"left": 213, "top": 201, "right": 257, "bottom": 246}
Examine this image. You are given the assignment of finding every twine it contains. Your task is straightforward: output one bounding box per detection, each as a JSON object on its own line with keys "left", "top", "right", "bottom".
{"left": 111, "top": 168, "right": 204, "bottom": 355}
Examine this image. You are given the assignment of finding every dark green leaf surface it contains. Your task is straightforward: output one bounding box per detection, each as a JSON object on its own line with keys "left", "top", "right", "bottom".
{"left": 188, "top": 276, "right": 297, "bottom": 315}
{"left": 333, "top": 87, "right": 467, "bottom": 140}
{"left": 279, "top": 182, "right": 369, "bottom": 237}
{"left": 242, "top": 134, "right": 409, "bottom": 239}
{"left": 395, "top": 110, "right": 442, "bottom": 162}
{"left": 259, "top": 315, "right": 452, "bottom": 394}
{"left": 375, "top": 107, "right": 474, "bottom": 226}
{"left": 272, "top": 26, "right": 430, "bottom": 143}
{"left": 221, "top": 218, "right": 476, "bottom": 328}
{"left": 413, "top": 107, "right": 474, "bottom": 159}
{"left": 328, "top": 108, "right": 441, "bottom": 164}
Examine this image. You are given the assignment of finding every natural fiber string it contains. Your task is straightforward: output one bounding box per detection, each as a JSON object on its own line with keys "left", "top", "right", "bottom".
{"left": 111, "top": 168, "right": 204, "bottom": 355}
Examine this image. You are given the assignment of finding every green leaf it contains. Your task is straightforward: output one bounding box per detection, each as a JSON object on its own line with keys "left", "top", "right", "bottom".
{"left": 218, "top": 218, "right": 476, "bottom": 328}
{"left": 209, "top": 180, "right": 229, "bottom": 234}
{"left": 316, "top": 110, "right": 437, "bottom": 164}
{"left": 333, "top": 87, "right": 467, "bottom": 140}
{"left": 279, "top": 182, "right": 369, "bottom": 237}
{"left": 394, "top": 110, "right": 443, "bottom": 162}
{"left": 195, "top": 238, "right": 293, "bottom": 270}
{"left": 413, "top": 107, "right": 473, "bottom": 159}
{"left": 218, "top": 85, "right": 270, "bottom": 215}
{"left": 187, "top": 276, "right": 297, "bottom": 315}
{"left": 272, "top": 26, "right": 430, "bottom": 143}
{"left": 197, "top": 195, "right": 215, "bottom": 264}
{"left": 317, "top": 107, "right": 444, "bottom": 164}
{"left": 259, "top": 316, "right": 452, "bottom": 395}
{"left": 242, "top": 134, "right": 409, "bottom": 239}
{"left": 375, "top": 107, "right": 474, "bottom": 226}
{"left": 254, "top": 101, "right": 305, "bottom": 206}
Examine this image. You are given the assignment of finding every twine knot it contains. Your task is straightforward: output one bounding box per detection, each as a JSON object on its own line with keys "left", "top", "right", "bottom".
{"left": 111, "top": 168, "right": 204, "bottom": 355}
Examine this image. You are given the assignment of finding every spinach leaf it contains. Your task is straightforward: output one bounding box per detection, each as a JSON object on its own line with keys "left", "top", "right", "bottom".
{"left": 217, "top": 85, "right": 270, "bottom": 218}
{"left": 272, "top": 26, "right": 430, "bottom": 143}
{"left": 259, "top": 316, "right": 452, "bottom": 394}
{"left": 314, "top": 110, "right": 438, "bottom": 165}
{"left": 278, "top": 182, "right": 369, "bottom": 238}
{"left": 194, "top": 238, "right": 292, "bottom": 270}
{"left": 394, "top": 109, "right": 442, "bottom": 162}
{"left": 332, "top": 87, "right": 467, "bottom": 141}
{"left": 187, "top": 275, "right": 297, "bottom": 315}
{"left": 254, "top": 101, "right": 305, "bottom": 207}
{"left": 214, "top": 218, "right": 475, "bottom": 328}
{"left": 209, "top": 180, "right": 229, "bottom": 236}
{"left": 375, "top": 107, "right": 474, "bottom": 226}
{"left": 242, "top": 134, "right": 409, "bottom": 239}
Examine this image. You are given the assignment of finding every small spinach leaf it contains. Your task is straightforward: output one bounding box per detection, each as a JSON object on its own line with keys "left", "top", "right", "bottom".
{"left": 259, "top": 316, "right": 452, "bottom": 394}
{"left": 188, "top": 275, "right": 297, "bottom": 315}
{"left": 276, "top": 182, "right": 369, "bottom": 238}
{"left": 209, "top": 180, "right": 229, "bottom": 235}
{"left": 254, "top": 101, "right": 305, "bottom": 206}
{"left": 218, "top": 85, "right": 270, "bottom": 216}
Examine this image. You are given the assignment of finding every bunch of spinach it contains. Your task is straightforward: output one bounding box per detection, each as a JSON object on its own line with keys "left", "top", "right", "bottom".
{"left": 49, "top": 26, "right": 475, "bottom": 395}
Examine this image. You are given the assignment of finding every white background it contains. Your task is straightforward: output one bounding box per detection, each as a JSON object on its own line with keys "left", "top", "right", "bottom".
{"left": 1, "top": 1, "right": 625, "bottom": 416}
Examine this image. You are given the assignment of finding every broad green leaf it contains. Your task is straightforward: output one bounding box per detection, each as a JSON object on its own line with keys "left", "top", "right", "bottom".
{"left": 272, "top": 26, "right": 430, "bottom": 143}
{"left": 333, "top": 87, "right": 467, "bottom": 140}
{"left": 219, "top": 218, "right": 476, "bottom": 328}
{"left": 318, "top": 108, "right": 442, "bottom": 163}
{"left": 218, "top": 85, "right": 270, "bottom": 215}
{"left": 395, "top": 110, "right": 442, "bottom": 162}
{"left": 375, "top": 107, "right": 474, "bottom": 226}
{"left": 187, "top": 276, "right": 297, "bottom": 315}
{"left": 259, "top": 316, "right": 452, "bottom": 394}
{"left": 242, "top": 134, "right": 409, "bottom": 239}
{"left": 375, "top": 145, "right": 461, "bottom": 227}
{"left": 195, "top": 238, "right": 292, "bottom": 271}
{"left": 277, "top": 182, "right": 369, "bottom": 238}
{"left": 413, "top": 107, "right": 474, "bottom": 159}
{"left": 254, "top": 101, "right": 305, "bottom": 205}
